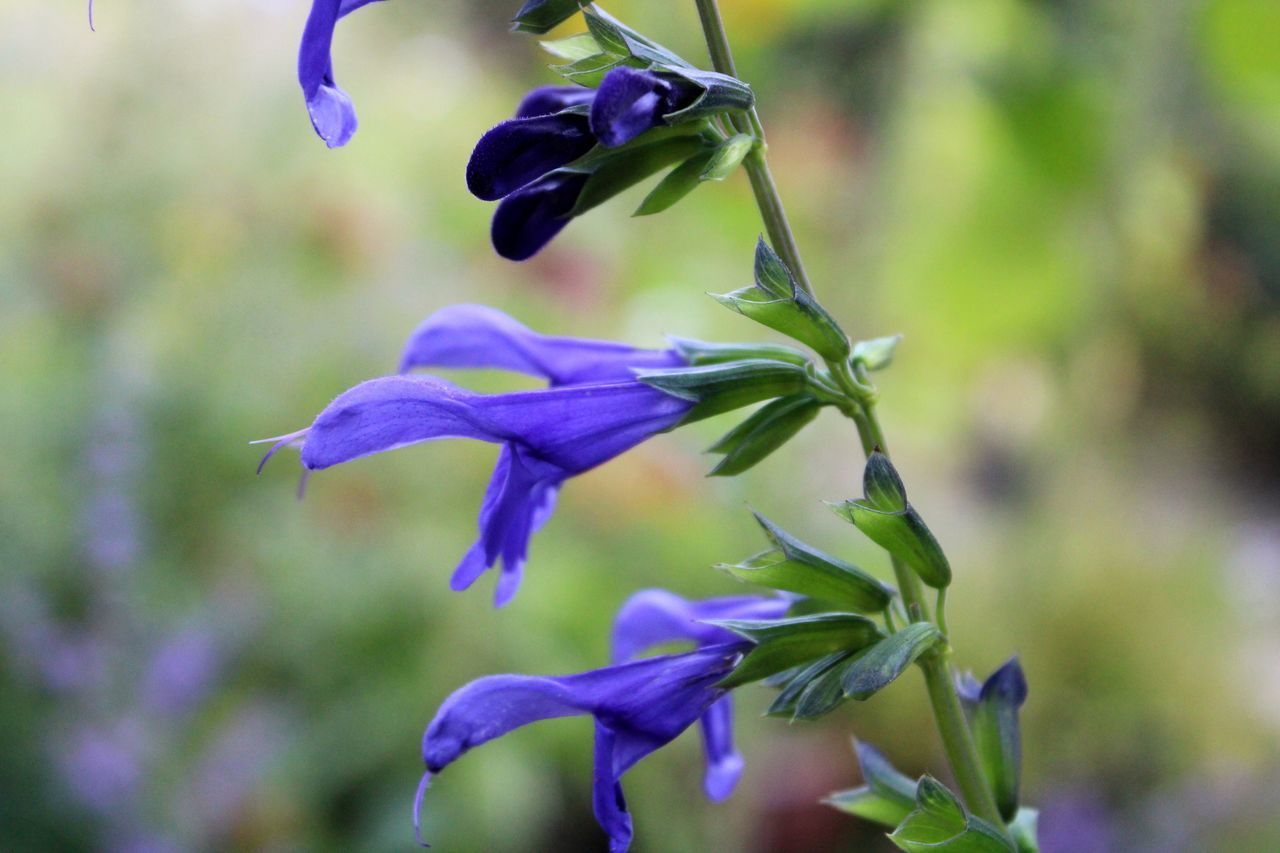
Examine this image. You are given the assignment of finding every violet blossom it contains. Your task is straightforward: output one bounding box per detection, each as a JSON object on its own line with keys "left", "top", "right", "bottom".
{"left": 298, "top": 0, "right": 386, "bottom": 148}
{"left": 419, "top": 643, "right": 746, "bottom": 851}
{"left": 611, "top": 589, "right": 791, "bottom": 800}
{"left": 261, "top": 306, "right": 690, "bottom": 605}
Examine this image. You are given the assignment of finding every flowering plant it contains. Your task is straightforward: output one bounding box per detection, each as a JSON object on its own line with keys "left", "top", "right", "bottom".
{"left": 270, "top": 1, "right": 1042, "bottom": 849}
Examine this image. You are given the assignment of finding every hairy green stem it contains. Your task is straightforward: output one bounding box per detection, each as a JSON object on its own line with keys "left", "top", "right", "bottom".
{"left": 689, "top": 0, "right": 1006, "bottom": 830}
{"left": 691, "top": 0, "right": 813, "bottom": 296}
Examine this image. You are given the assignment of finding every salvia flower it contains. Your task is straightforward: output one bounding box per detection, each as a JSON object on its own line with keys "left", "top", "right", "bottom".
{"left": 298, "top": 0, "right": 386, "bottom": 148}
{"left": 262, "top": 305, "right": 690, "bottom": 605}
{"left": 419, "top": 643, "right": 746, "bottom": 852}
{"left": 589, "top": 67, "right": 701, "bottom": 148}
{"left": 611, "top": 589, "right": 791, "bottom": 800}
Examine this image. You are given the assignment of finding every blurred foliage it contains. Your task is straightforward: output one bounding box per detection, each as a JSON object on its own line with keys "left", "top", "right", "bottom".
{"left": 1, "top": 0, "right": 1278, "bottom": 850}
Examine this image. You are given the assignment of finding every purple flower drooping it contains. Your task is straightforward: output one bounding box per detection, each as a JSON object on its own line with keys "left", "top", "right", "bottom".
{"left": 419, "top": 643, "right": 746, "bottom": 852}
{"left": 590, "top": 67, "right": 700, "bottom": 148}
{"left": 298, "top": 0, "right": 386, "bottom": 148}
{"left": 610, "top": 589, "right": 790, "bottom": 800}
{"left": 263, "top": 306, "right": 690, "bottom": 605}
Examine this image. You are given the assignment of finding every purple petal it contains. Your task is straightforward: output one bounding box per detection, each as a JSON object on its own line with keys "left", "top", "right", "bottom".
{"left": 491, "top": 171, "right": 588, "bottom": 261}
{"left": 422, "top": 644, "right": 742, "bottom": 773}
{"left": 298, "top": 0, "right": 386, "bottom": 148}
{"left": 980, "top": 656, "right": 1028, "bottom": 707}
{"left": 699, "top": 697, "right": 744, "bottom": 801}
{"left": 516, "top": 86, "right": 596, "bottom": 119}
{"left": 398, "top": 304, "right": 683, "bottom": 384}
{"left": 466, "top": 113, "right": 595, "bottom": 201}
{"left": 590, "top": 67, "right": 698, "bottom": 148}
{"left": 593, "top": 725, "right": 634, "bottom": 852}
{"left": 611, "top": 589, "right": 791, "bottom": 664}
{"left": 299, "top": 375, "right": 502, "bottom": 470}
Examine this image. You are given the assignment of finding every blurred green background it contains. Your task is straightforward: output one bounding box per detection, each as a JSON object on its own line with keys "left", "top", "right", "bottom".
{"left": 2, "top": 0, "right": 1278, "bottom": 850}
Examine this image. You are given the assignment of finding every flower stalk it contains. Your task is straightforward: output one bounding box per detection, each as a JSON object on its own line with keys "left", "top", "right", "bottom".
{"left": 690, "top": 0, "right": 1010, "bottom": 834}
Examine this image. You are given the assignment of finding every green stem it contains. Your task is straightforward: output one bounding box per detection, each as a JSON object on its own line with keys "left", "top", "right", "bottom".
{"left": 687, "top": 0, "right": 1005, "bottom": 827}
{"left": 691, "top": 0, "right": 813, "bottom": 296}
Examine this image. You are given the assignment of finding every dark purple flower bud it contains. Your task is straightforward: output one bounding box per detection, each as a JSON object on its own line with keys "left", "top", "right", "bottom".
{"left": 590, "top": 67, "right": 700, "bottom": 148}
{"left": 610, "top": 590, "right": 789, "bottom": 801}
{"left": 298, "top": 0, "right": 386, "bottom": 148}
{"left": 466, "top": 113, "right": 596, "bottom": 202}
{"left": 419, "top": 644, "right": 745, "bottom": 851}
{"left": 515, "top": 86, "right": 596, "bottom": 119}
{"left": 490, "top": 171, "right": 589, "bottom": 261}
{"left": 398, "top": 304, "right": 682, "bottom": 384}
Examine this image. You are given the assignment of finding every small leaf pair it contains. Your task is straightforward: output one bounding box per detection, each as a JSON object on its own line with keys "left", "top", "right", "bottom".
{"left": 830, "top": 451, "right": 952, "bottom": 589}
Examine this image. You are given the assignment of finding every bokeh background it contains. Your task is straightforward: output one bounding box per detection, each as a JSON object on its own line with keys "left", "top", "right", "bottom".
{"left": 3, "top": 0, "right": 1278, "bottom": 850}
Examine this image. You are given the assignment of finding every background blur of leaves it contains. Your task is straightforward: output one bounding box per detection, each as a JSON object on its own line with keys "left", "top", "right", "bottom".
{"left": 1, "top": 0, "right": 1277, "bottom": 850}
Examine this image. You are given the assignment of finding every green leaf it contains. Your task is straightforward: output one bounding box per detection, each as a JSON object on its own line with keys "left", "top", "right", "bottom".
{"left": 1008, "top": 808, "right": 1039, "bottom": 853}
{"left": 634, "top": 149, "right": 717, "bottom": 216}
{"left": 855, "top": 741, "right": 919, "bottom": 808}
{"left": 713, "top": 239, "right": 850, "bottom": 360}
{"left": 889, "top": 777, "right": 1016, "bottom": 853}
{"left": 709, "top": 613, "right": 883, "bottom": 689}
{"left": 512, "top": 0, "right": 584, "bottom": 35}
{"left": 667, "top": 337, "right": 810, "bottom": 367}
{"left": 570, "top": 136, "right": 709, "bottom": 216}
{"left": 841, "top": 622, "right": 942, "bottom": 699}
{"left": 831, "top": 501, "right": 952, "bottom": 589}
{"left": 539, "top": 32, "right": 603, "bottom": 62}
{"left": 636, "top": 359, "right": 810, "bottom": 423}
{"left": 582, "top": 8, "right": 690, "bottom": 68}
{"left": 863, "top": 450, "right": 907, "bottom": 512}
{"left": 706, "top": 396, "right": 823, "bottom": 476}
{"left": 583, "top": 9, "right": 630, "bottom": 56}
{"left": 551, "top": 52, "right": 631, "bottom": 87}
{"left": 721, "top": 513, "right": 893, "bottom": 612}
{"left": 852, "top": 334, "right": 902, "bottom": 371}
{"left": 766, "top": 652, "right": 848, "bottom": 717}
{"left": 826, "top": 786, "right": 915, "bottom": 827}
{"left": 701, "top": 133, "right": 756, "bottom": 181}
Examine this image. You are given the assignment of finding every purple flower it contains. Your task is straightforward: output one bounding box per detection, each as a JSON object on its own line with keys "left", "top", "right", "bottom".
{"left": 466, "top": 112, "right": 595, "bottom": 202}
{"left": 262, "top": 306, "right": 690, "bottom": 605}
{"left": 516, "top": 86, "right": 597, "bottom": 119}
{"left": 611, "top": 589, "right": 790, "bottom": 800}
{"left": 590, "top": 67, "right": 700, "bottom": 148}
{"left": 419, "top": 643, "right": 746, "bottom": 851}
{"left": 490, "top": 171, "right": 591, "bottom": 261}
{"left": 298, "top": 0, "right": 386, "bottom": 148}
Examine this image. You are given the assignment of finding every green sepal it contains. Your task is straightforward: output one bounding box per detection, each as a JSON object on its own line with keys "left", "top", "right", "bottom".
{"left": 701, "top": 133, "right": 756, "bottom": 181}
{"left": 889, "top": 776, "right": 1016, "bottom": 853}
{"left": 714, "top": 239, "right": 850, "bottom": 361}
{"left": 659, "top": 66, "right": 755, "bottom": 124}
{"left": 1008, "top": 808, "right": 1039, "bottom": 853}
{"left": 863, "top": 450, "right": 907, "bottom": 512}
{"left": 567, "top": 135, "right": 710, "bottom": 216}
{"left": 826, "top": 746, "right": 941, "bottom": 830}
{"left": 708, "top": 613, "right": 883, "bottom": 689}
{"left": 551, "top": 52, "right": 631, "bottom": 87}
{"left": 539, "top": 32, "right": 603, "bottom": 62}
{"left": 827, "top": 785, "right": 914, "bottom": 827}
{"left": 831, "top": 501, "right": 952, "bottom": 589}
{"left": 582, "top": 8, "right": 690, "bottom": 69}
{"left": 966, "top": 659, "right": 1028, "bottom": 822}
{"left": 634, "top": 149, "right": 718, "bottom": 216}
{"left": 705, "top": 396, "right": 823, "bottom": 476}
{"left": 636, "top": 359, "right": 810, "bottom": 423}
{"left": 512, "top": 0, "right": 585, "bottom": 35}
{"left": 792, "top": 653, "right": 858, "bottom": 719}
{"left": 852, "top": 334, "right": 903, "bottom": 371}
{"left": 840, "top": 622, "right": 942, "bottom": 699}
{"left": 667, "top": 337, "right": 810, "bottom": 367}
{"left": 720, "top": 513, "right": 893, "bottom": 612}
{"left": 766, "top": 652, "right": 848, "bottom": 717}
